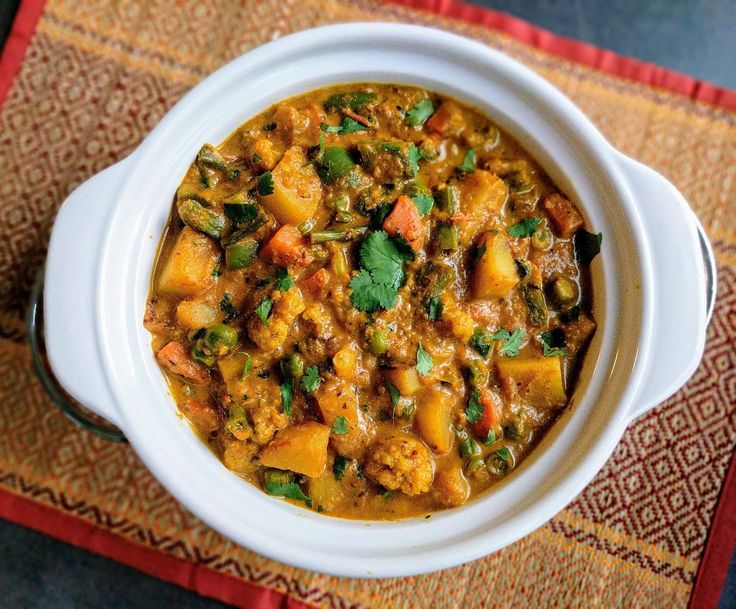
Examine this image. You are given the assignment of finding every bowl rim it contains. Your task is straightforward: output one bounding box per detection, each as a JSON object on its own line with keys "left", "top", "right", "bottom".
{"left": 91, "top": 23, "right": 654, "bottom": 577}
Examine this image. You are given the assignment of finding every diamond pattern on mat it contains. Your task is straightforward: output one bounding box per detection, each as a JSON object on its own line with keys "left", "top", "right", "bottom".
{"left": 570, "top": 265, "right": 736, "bottom": 560}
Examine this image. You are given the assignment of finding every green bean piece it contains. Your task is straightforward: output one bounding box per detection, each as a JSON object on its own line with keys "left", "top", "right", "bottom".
{"left": 297, "top": 219, "right": 316, "bottom": 234}
{"left": 335, "top": 211, "right": 354, "bottom": 224}
{"left": 310, "top": 226, "right": 368, "bottom": 243}
{"left": 530, "top": 227, "right": 553, "bottom": 251}
{"left": 466, "top": 360, "right": 488, "bottom": 388}
{"left": 458, "top": 431, "right": 482, "bottom": 459}
{"left": 368, "top": 329, "right": 390, "bottom": 356}
{"left": 317, "top": 147, "right": 355, "bottom": 184}
{"left": 437, "top": 224, "right": 459, "bottom": 251}
{"left": 329, "top": 193, "right": 350, "bottom": 212}
{"left": 225, "top": 404, "right": 250, "bottom": 441}
{"left": 225, "top": 237, "right": 258, "bottom": 270}
{"left": 178, "top": 199, "right": 225, "bottom": 240}
{"left": 520, "top": 283, "right": 548, "bottom": 326}
{"left": 280, "top": 353, "right": 304, "bottom": 380}
{"left": 263, "top": 469, "right": 294, "bottom": 486}
{"left": 416, "top": 261, "right": 455, "bottom": 300}
{"left": 550, "top": 276, "right": 579, "bottom": 309}
{"left": 434, "top": 184, "right": 460, "bottom": 214}
{"left": 205, "top": 324, "right": 238, "bottom": 355}
{"left": 196, "top": 143, "right": 227, "bottom": 171}
{"left": 466, "top": 455, "right": 485, "bottom": 474}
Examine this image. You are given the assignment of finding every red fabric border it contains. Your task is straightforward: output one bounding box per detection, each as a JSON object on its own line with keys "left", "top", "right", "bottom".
{"left": 0, "top": 487, "right": 318, "bottom": 609}
{"left": 0, "top": 0, "right": 46, "bottom": 109}
{"left": 688, "top": 446, "right": 736, "bottom": 609}
{"left": 387, "top": 0, "right": 736, "bottom": 111}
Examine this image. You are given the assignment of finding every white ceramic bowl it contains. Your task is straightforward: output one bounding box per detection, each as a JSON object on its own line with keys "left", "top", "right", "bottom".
{"left": 44, "top": 23, "right": 715, "bottom": 578}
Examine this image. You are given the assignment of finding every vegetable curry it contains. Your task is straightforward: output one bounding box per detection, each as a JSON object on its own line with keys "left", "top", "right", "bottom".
{"left": 145, "top": 84, "right": 600, "bottom": 519}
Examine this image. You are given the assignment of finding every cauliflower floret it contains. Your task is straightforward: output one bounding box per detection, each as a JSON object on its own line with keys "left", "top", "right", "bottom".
{"left": 440, "top": 293, "right": 475, "bottom": 343}
{"left": 247, "top": 287, "right": 305, "bottom": 353}
{"left": 364, "top": 433, "right": 433, "bottom": 496}
{"left": 222, "top": 437, "right": 259, "bottom": 475}
{"left": 249, "top": 402, "right": 288, "bottom": 445}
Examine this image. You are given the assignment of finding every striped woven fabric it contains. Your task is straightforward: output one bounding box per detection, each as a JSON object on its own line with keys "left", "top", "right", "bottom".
{"left": 0, "top": 1, "right": 734, "bottom": 607}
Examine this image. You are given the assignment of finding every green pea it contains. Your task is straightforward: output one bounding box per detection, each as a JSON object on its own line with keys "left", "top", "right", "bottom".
{"left": 530, "top": 227, "right": 553, "bottom": 251}
{"left": 368, "top": 329, "right": 389, "bottom": 356}
{"left": 459, "top": 435, "right": 482, "bottom": 459}
{"left": 280, "top": 353, "right": 304, "bottom": 379}
{"left": 550, "top": 276, "right": 578, "bottom": 308}
{"left": 191, "top": 344, "right": 216, "bottom": 367}
{"left": 205, "top": 323, "right": 238, "bottom": 354}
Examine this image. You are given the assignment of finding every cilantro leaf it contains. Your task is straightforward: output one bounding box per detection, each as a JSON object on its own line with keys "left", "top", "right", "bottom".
{"left": 407, "top": 144, "right": 422, "bottom": 180}
{"left": 333, "top": 456, "right": 350, "bottom": 480}
{"left": 320, "top": 117, "right": 367, "bottom": 135}
{"left": 411, "top": 193, "right": 434, "bottom": 216}
{"left": 575, "top": 229, "right": 603, "bottom": 264}
{"left": 469, "top": 328, "right": 493, "bottom": 357}
{"left": 416, "top": 341, "right": 433, "bottom": 377}
{"left": 255, "top": 297, "right": 273, "bottom": 327}
{"left": 331, "top": 416, "right": 349, "bottom": 435}
{"left": 280, "top": 378, "right": 294, "bottom": 414}
{"left": 457, "top": 149, "right": 476, "bottom": 173}
{"left": 496, "top": 447, "right": 512, "bottom": 463}
{"left": 264, "top": 480, "right": 312, "bottom": 507}
{"left": 275, "top": 268, "right": 293, "bottom": 292}
{"left": 507, "top": 217, "right": 542, "bottom": 238}
{"left": 241, "top": 353, "right": 252, "bottom": 380}
{"left": 300, "top": 365, "right": 322, "bottom": 393}
{"left": 426, "top": 296, "right": 443, "bottom": 321}
{"left": 492, "top": 328, "right": 525, "bottom": 357}
{"left": 540, "top": 330, "right": 567, "bottom": 357}
{"left": 220, "top": 293, "right": 240, "bottom": 324}
{"left": 484, "top": 428, "right": 497, "bottom": 445}
{"left": 252, "top": 153, "right": 262, "bottom": 163}
{"left": 257, "top": 172, "right": 274, "bottom": 196}
{"left": 224, "top": 202, "right": 258, "bottom": 224}
{"left": 405, "top": 99, "right": 435, "bottom": 126}
{"left": 466, "top": 389, "right": 483, "bottom": 424}
{"left": 262, "top": 122, "right": 276, "bottom": 131}
{"left": 386, "top": 382, "right": 400, "bottom": 408}
{"left": 349, "top": 230, "right": 412, "bottom": 312}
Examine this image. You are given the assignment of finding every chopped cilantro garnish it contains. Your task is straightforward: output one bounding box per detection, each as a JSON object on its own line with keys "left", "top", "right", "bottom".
{"left": 264, "top": 480, "right": 311, "bottom": 507}
{"left": 386, "top": 381, "right": 400, "bottom": 408}
{"left": 507, "top": 217, "right": 543, "bottom": 238}
{"left": 416, "top": 341, "right": 433, "bottom": 377}
{"left": 262, "top": 122, "right": 276, "bottom": 131}
{"left": 257, "top": 172, "right": 274, "bottom": 196}
{"left": 492, "top": 328, "right": 525, "bottom": 357}
{"left": 411, "top": 193, "right": 434, "bottom": 216}
{"left": 241, "top": 353, "right": 252, "bottom": 380}
{"left": 300, "top": 365, "right": 322, "bottom": 393}
{"left": 469, "top": 328, "right": 494, "bottom": 357}
{"left": 540, "top": 330, "right": 567, "bottom": 357}
{"left": 275, "top": 268, "right": 293, "bottom": 292}
{"left": 252, "top": 153, "right": 262, "bottom": 163}
{"left": 320, "top": 117, "right": 367, "bottom": 135}
{"left": 496, "top": 447, "right": 512, "bottom": 463}
{"left": 228, "top": 168, "right": 240, "bottom": 180}
{"left": 426, "top": 296, "right": 443, "bottom": 321}
{"left": 224, "top": 202, "right": 258, "bottom": 224}
{"left": 514, "top": 258, "right": 531, "bottom": 278}
{"left": 349, "top": 230, "right": 413, "bottom": 312}
{"left": 484, "top": 428, "right": 497, "bottom": 445}
{"left": 255, "top": 297, "right": 273, "bottom": 327}
{"left": 407, "top": 144, "right": 423, "bottom": 180}
{"left": 331, "top": 416, "right": 349, "bottom": 435}
{"left": 381, "top": 143, "right": 401, "bottom": 153}
{"left": 405, "top": 99, "right": 435, "bottom": 126}
{"left": 466, "top": 389, "right": 483, "bottom": 424}
{"left": 211, "top": 264, "right": 221, "bottom": 278}
{"left": 575, "top": 229, "right": 603, "bottom": 264}
{"left": 333, "top": 456, "right": 350, "bottom": 480}
{"left": 280, "top": 378, "right": 294, "bottom": 414}
{"left": 220, "top": 293, "right": 240, "bottom": 324}
{"left": 457, "top": 149, "right": 476, "bottom": 173}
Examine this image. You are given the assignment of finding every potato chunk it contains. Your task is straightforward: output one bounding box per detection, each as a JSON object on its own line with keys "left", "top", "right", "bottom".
{"left": 457, "top": 170, "right": 507, "bottom": 243}
{"left": 315, "top": 378, "right": 372, "bottom": 459}
{"left": 496, "top": 356, "right": 566, "bottom": 409}
{"left": 157, "top": 227, "right": 219, "bottom": 298}
{"left": 385, "top": 366, "right": 421, "bottom": 397}
{"left": 414, "top": 388, "right": 453, "bottom": 454}
{"left": 258, "top": 146, "right": 321, "bottom": 224}
{"left": 259, "top": 421, "right": 330, "bottom": 478}
{"left": 176, "top": 299, "right": 217, "bottom": 330}
{"left": 473, "top": 231, "right": 519, "bottom": 299}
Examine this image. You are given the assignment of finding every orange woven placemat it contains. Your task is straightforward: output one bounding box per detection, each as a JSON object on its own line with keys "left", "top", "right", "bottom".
{"left": 0, "top": 1, "right": 735, "bottom": 608}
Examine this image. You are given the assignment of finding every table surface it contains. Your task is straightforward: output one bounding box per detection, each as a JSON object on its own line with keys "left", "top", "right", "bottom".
{"left": 0, "top": 0, "right": 734, "bottom": 607}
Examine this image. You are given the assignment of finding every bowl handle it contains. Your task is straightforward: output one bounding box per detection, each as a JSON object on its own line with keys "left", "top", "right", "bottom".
{"left": 44, "top": 160, "right": 131, "bottom": 430}
{"left": 615, "top": 153, "right": 716, "bottom": 422}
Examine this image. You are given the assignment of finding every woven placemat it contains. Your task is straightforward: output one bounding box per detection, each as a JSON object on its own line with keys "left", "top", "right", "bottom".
{"left": 0, "top": 1, "right": 734, "bottom": 607}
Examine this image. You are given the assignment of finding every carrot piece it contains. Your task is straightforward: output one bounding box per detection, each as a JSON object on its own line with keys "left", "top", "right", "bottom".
{"left": 260, "top": 225, "right": 316, "bottom": 267}
{"left": 471, "top": 387, "right": 502, "bottom": 439}
{"left": 301, "top": 267, "right": 331, "bottom": 297}
{"left": 542, "top": 193, "right": 584, "bottom": 238}
{"left": 425, "top": 102, "right": 451, "bottom": 135}
{"left": 156, "top": 341, "right": 209, "bottom": 384}
{"left": 181, "top": 400, "right": 219, "bottom": 435}
{"left": 341, "top": 107, "right": 371, "bottom": 127}
{"left": 382, "top": 195, "right": 424, "bottom": 250}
